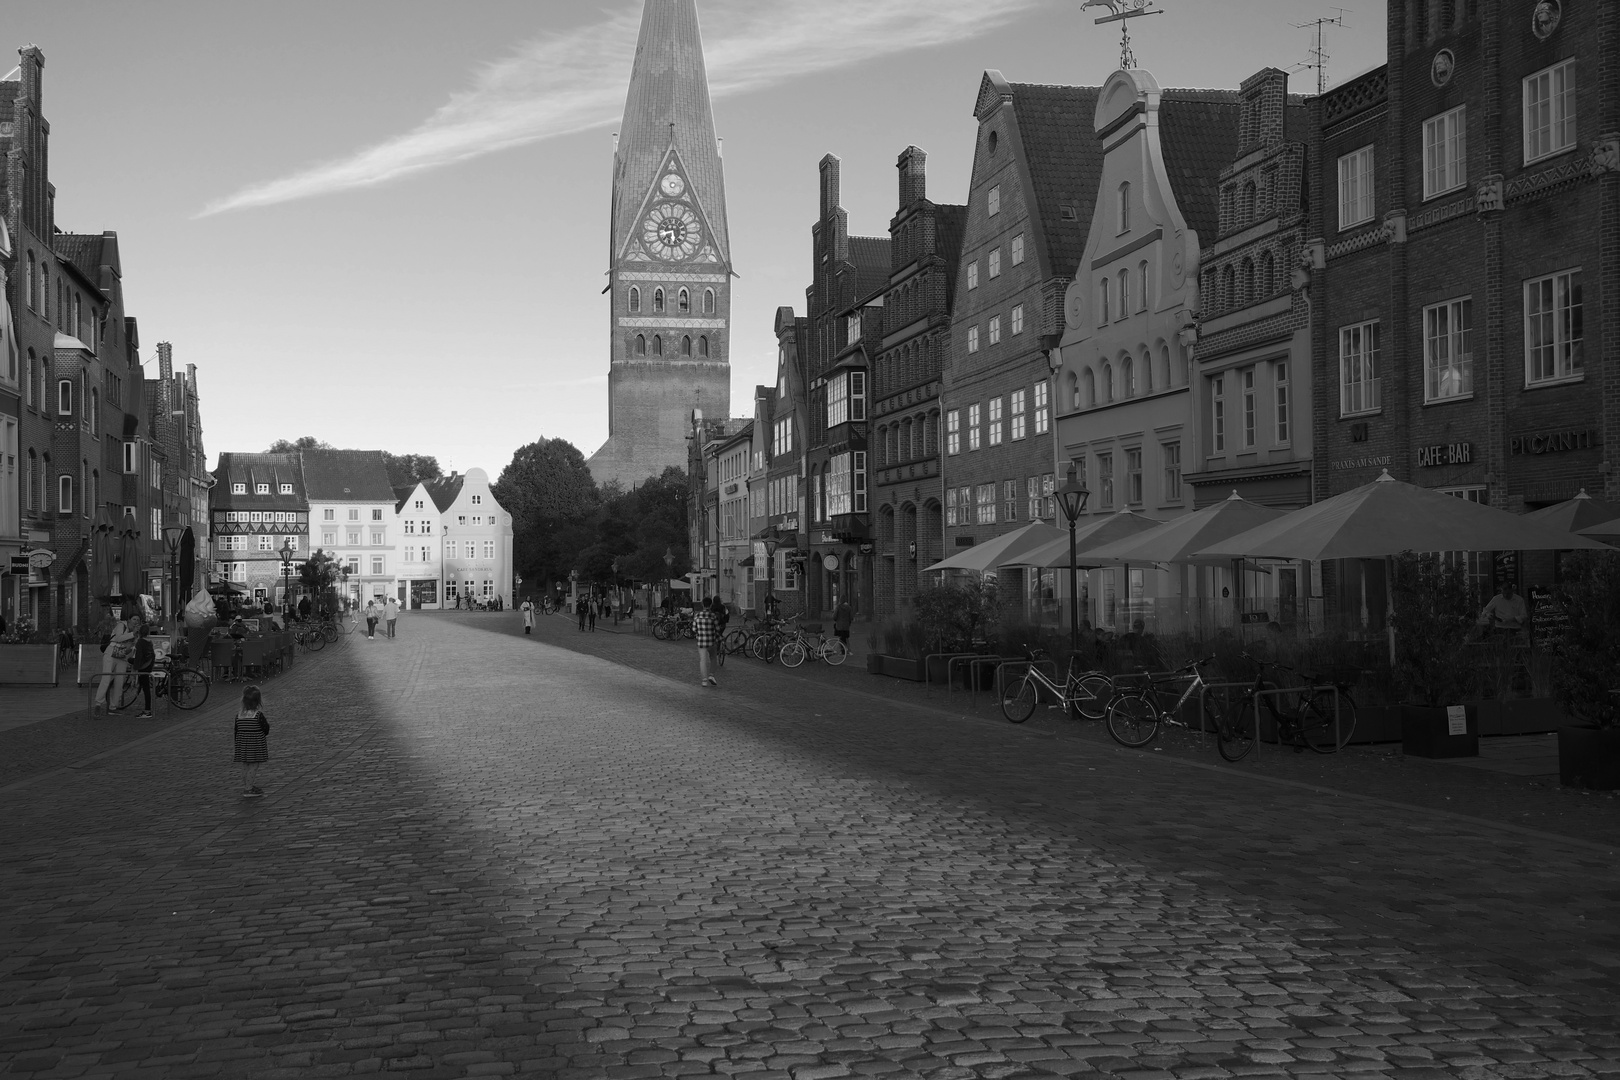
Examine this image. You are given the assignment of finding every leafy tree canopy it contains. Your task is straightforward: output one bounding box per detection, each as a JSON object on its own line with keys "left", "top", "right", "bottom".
{"left": 382, "top": 453, "right": 442, "bottom": 488}
{"left": 493, "top": 439, "right": 604, "bottom": 591}
{"left": 266, "top": 436, "right": 333, "bottom": 453}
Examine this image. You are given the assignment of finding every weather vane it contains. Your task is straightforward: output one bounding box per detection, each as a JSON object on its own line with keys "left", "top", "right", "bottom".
{"left": 1081, "top": 0, "right": 1165, "bottom": 70}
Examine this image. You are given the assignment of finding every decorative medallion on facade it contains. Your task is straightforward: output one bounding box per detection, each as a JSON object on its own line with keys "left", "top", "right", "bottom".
{"left": 1531, "top": 0, "right": 1561, "bottom": 40}
{"left": 1475, "top": 176, "right": 1504, "bottom": 214}
{"left": 1430, "top": 49, "right": 1455, "bottom": 88}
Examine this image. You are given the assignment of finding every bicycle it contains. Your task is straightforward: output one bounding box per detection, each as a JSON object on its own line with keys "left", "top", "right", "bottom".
{"left": 91, "top": 656, "right": 210, "bottom": 714}
{"left": 1218, "top": 653, "right": 1358, "bottom": 762}
{"left": 777, "top": 621, "right": 848, "bottom": 668}
{"left": 999, "top": 648, "right": 1115, "bottom": 724}
{"left": 292, "top": 620, "right": 326, "bottom": 651}
{"left": 1103, "top": 656, "right": 1222, "bottom": 749}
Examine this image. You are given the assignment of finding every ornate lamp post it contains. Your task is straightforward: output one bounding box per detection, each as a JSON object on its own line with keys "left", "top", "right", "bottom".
{"left": 663, "top": 547, "right": 674, "bottom": 613}
{"left": 1055, "top": 462, "right": 1091, "bottom": 653}
{"left": 163, "top": 525, "right": 185, "bottom": 634}
{"left": 761, "top": 529, "right": 779, "bottom": 619}
{"left": 278, "top": 539, "right": 295, "bottom": 616}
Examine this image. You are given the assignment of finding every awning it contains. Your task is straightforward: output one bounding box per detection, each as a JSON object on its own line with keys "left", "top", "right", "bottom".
{"left": 208, "top": 579, "right": 250, "bottom": 595}
{"left": 737, "top": 555, "right": 756, "bottom": 568}
{"left": 922, "top": 522, "right": 1067, "bottom": 574}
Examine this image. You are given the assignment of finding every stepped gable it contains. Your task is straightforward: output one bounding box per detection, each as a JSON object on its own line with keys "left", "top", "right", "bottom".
{"left": 612, "top": 0, "right": 729, "bottom": 263}
{"left": 299, "top": 449, "right": 396, "bottom": 502}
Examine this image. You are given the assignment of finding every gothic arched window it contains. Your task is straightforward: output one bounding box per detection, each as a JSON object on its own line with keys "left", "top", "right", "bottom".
{"left": 652, "top": 335, "right": 663, "bottom": 356}
{"left": 699, "top": 335, "right": 709, "bottom": 358}
{"left": 681, "top": 335, "right": 692, "bottom": 356}
{"left": 635, "top": 334, "right": 646, "bottom": 356}
{"left": 1240, "top": 258, "right": 1255, "bottom": 305}
{"left": 678, "top": 288, "right": 690, "bottom": 314}
{"left": 628, "top": 286, "right": 641, "bottom": 313}
{"left": 1121, "top": 357, "right": 1135, "bottom": 398}
{"left": 653, "top": 288, "right": 665, "bottom": 314}
{"left": 1260, "top": 250, "right": 1275, "bottom": 296}
{"left": 703, "top": 289, "right": 715, "bottom": 314}
{"left": 1101, "top": 362, "right": 1114, "bottom": 402}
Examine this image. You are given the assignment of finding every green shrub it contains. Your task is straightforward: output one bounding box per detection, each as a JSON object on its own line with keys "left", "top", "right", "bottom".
{"left": 1552, "top": 550, "right": 1620, "bottom": 727}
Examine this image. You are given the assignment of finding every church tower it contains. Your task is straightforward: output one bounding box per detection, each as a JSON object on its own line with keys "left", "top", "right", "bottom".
{"left": 588, "top": 0, "right": 732, "bottom": 488}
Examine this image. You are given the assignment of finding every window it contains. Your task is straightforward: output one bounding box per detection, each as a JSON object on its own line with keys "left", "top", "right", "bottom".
{"left": 1010, "top": 389, "right": 1027, "bottom": 440}
{"left": 1011, "top": 234, "right": 1025, "bottom": 265}
{"left": 59, "top": 474, "right": 73, "bottom": 515}
{"left": 280, "top": 483, "right": 293, "bottom": 494}
{"left": 1339, "top": 321, "right": 1382, "bottom": 414}
{"left": 1274, "top": 362, "right": 1290, "bottom": 444}
{"left": 1423, "top": 106, "right": 1466, "bottom": 198}
{"left": 1003, "top": 479, "right": 1019, "bottom": 523}
{"left": 967, "top": 262, "right": 979, "bottom": 290}
{"left": 258, "top": 535, "right": 275, "bottom": 552}
{"left": 1117, "top": 270, "right": 1131, "bottom": 319}
{"left": 825, "top": 452, "right": 865, "bottom": 516}
{"left": 1121, "top": 357, "right": 1135, "bottom": 399}
{"left": 1242, "top": 368, "right": 1257, "bottom": 448}
{"left": 1098, "top": 277, "right": 1110, "bottom": 326}
{"left": 256, "top": 483, "right": 270, "bottom": 495}
{"left": 826, "top": 371, "right": 865, "bottom": 426}
{"left": 967, "top": 325, "right": 980, "bottom": 353}
{"left": 1026, "top": 476, "right": 1043, "bottom": 521}
{"left": 1424, "top": 297, "right": 1474, "bottom": 400}
{"left": 465, "top": 541, "right": 477, "bottom": 559}
{"left": 1337, "top": 145, "right": 1375, "bottom": 228}
{"left": 947, "top": 409, "right": 961, "bottom": 455}
{"left": 1117, "top": 181, "right": 1131, "bottom": 233}
{"left": 1212, "top": 375, "right": 1226, "bottom": 452}
{"left": 1162, "top": 442, "right": 1182, "bottom": 502}
{"left": 123, "top": 442, "right": 137, "bottom": 473}
{"left": 1524, "top": 270, "right": 1583, "bottom": 384}
{"left": 681, "top": 335, "right": 692, "bottom": 356}
{"left": 1011, "top": 304, "right": 1024, "bottom": 336}
{"left": 371, "top": 528, "right": 385, "bottom": 545}
{"left": 322, "top": 530, "right": 336, "bottom": 546}
{"left": 483, "top": 541, "right": 495, "bottom": 559}
{"left": 1524, "top": 60, "right": 1576, "bottom": 164}
{"left": 704, "top": 289, "right": 716, "bottom": 314}
{"left": 1097, "top": 454, "right": 1114, "bottom": 510}
{"left": 629, "top": 286, "right": 641, "bottom": 313}
{"left": 699, "top": 336, "right": 709, "bottom": 358}
{"left": 1126, "top": 449, "right": 1142, "bottom": 505}
{"left": 232, "top": 482, "right": 247, "bottom": 495}
{"left": 1138, "top": 261, "right": 1149, "bottom": 312}
{"left": 678, "top": 288, "right": 690, "bottom": 314}
{"left": 349, "top": 509, "right": 360, "bottom": 520}
{"left": 988, "top": 397, "right": 1003, "bottom": 446}
{"left": 988, "top": 185, "right": 1000, "bottom": 215}
{"left": 635, "top": 334, "right": 646, "bottom": 356}
{"left": 372, "top": 556, "right": 385, "bottom": 576}
{"left": 1034, "top": 381, "right": 1049, "bottom": 434}
{"left": 422, "top": 521, "right": 432, "bottom": 534}
{"left": 975, "top": 483, "right": 996, "bottom": 524}
{"left": 968, "top": 403, "right": 982, "bottom": 451}
{"left": 773, "top": 417, "right": 794, "bottom": 456}
{"left": 652, "top": 334, "right": 663, "bottom": 356}
{"left": 347, "top": 529, "right": 360, "bottom": 545}
{"left": 988, "top": 316, "right": 1001, "bottom": 345}
{"left": 58, "top": 379, "right": 73, "bottom": 416}
{"left": 988, "top": 249, "right": 1001, "bottom": 279}
{"left": 653, "top": 288, "right": 665, "bottom": 313}
{"left": 404, "top": 520, "right": 415, "bottom": 535}
{"left": 946, "top": 486, "right": 959, "bottom": 526}
{"left": 324, "top": 509, "right": 335, "bottom": 521}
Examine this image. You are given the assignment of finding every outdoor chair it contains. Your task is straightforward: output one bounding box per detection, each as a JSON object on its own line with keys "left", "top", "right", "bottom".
{"left": 207, "top": 640, "right": 235, "bottom": 683}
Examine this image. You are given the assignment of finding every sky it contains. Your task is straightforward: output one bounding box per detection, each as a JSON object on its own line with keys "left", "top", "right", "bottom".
{"left": 7, "top": 0, "right": 1387, "bottom": 480}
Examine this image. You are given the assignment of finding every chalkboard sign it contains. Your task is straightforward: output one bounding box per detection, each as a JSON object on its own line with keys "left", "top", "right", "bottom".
{"left": 1530, "top": 596, "right": 1571, "bottom": 650}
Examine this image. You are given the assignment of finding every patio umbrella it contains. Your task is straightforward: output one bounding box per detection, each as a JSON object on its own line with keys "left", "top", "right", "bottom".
{"left": 1013, "top": 510, "right": 1165, "bottom": 570}
{"left": 922, "top": 521, "right": 1067, "bottom": 573}
{"left": 1525, "top": 488, "right": 1620, "bottom": 534}
{"left": 1082, "top": 492, "right": 1291, "bottom": 565}
{"left": 1191, "top": 471, "right": 1608, "bottom": 561}
{"left": 89, "top": 518, "right": 117, "bottom": 599}
{"left": 1578, "top": 515, "right": 1620, "bottom": 540}
{"left": 118, "top": 529, "right": 143, "bottom": 598}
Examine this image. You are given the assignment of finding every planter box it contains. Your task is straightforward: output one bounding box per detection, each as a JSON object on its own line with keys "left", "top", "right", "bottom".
{"left": 867, "top": 654, "right": 925, "bottom": 682}
{"left": 1401, "top": 704, "right": 1479, "bottom": 758}
{"left": 0, "top": 644, "right": 59, "bottom": 686}
{"left": 1558, "top": 726, "right": 1620, "bottom": 791}
{"left": 1348, "top": 705, "right": 1403, "bottom": 744}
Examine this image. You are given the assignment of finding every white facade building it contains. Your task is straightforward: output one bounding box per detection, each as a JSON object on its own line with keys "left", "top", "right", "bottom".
{"left": 302, "top": 449, "right": 399, "bottom": 607}
{"left": 411, "top": 468, "right": 514, "bottom": 609}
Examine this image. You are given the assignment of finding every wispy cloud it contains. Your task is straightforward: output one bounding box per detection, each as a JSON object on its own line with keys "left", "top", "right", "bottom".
{"left": 199, "top": 0, "right": 1045, "bottom": 216}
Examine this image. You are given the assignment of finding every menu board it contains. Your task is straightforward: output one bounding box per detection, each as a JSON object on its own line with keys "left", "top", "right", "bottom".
{"left": 1530, "top": 594, "right": 1571, "bottom": 650}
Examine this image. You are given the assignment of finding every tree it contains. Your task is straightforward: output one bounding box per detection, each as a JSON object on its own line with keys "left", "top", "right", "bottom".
{"left": 300, "top": 549, "right": 345, "bottom": 609}
{"left": 493, "top": 438, "right": 602, "bottom": 590}
{"left": 574, "top": 467, "right": 691, "bottom": 585}
{"left": 266, "top": 436, "right": 333, "bottom": 453}
{"left": 382, "top": 453, "right": 442, "bottom": 488}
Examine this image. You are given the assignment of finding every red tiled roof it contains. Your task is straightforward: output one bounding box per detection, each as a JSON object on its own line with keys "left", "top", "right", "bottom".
{"left": 299, "top": 449, "right": 396, "bottom": 502}
{"left": 1004, "top": 83, "right": 1104, "bottom": 281}
{"left": 1158, "top": 89, "right": 1244, "bottom": 244}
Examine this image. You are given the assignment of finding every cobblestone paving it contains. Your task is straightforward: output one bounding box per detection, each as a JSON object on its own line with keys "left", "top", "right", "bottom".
{"left": 2, "top": 615, "right": 1617, "bottom": 1079}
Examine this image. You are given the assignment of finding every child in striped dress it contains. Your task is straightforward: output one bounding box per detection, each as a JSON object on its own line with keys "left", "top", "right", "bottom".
{"left": 233, "top": 685, "right": 270, "bottom": 798}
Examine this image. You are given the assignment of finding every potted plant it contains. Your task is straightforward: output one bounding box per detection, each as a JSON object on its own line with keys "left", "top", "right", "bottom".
{"left": 1552, "top": 551, "right": 1620, "bottom": 790}
{"left": 865, "top": 617, "right": 927, "bottom": 681}
{"left": 0, "top": 615, "right": 59, "bottom": 686}
{"left": 1390, "top": 553, "right": 1480, "bottom": 758}
{"left": 913, "top": 579, "right": 1004, "bottom": 684}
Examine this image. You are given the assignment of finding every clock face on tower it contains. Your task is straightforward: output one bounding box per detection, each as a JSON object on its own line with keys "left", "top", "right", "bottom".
{"left": 642, "top": 203, "right": 701, "bottom": 261}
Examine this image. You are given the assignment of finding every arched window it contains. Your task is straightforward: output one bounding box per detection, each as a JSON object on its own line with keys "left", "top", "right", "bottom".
{"left": 653, "top": 288, "right": 665, "bottom": 314}
{"left": 678, "top": 288, "right": 690, "bottom": 314}
{"left": 1117, "top": 270, "right": 1131, "bottom": 319}
{"left": 652, "top": 335, "right": 663, "bottom": 356}
{"left": 1260, "top": 250, "right": 1275, "bottom": 296}
{"left": 1140, "top": 348, "right": 1154, "bottom": 392}
{"left": 90, "top": 388, "right": 99, "bottom": 431}
{"left": 1239, "top": 181, "right": 1256, "bottom": 224}
{"left": 699, "top": 335, "right": 709, "bottom": 358}
{"left": 1138, "top": 260, "right": 1150, "bottom": 312}
{"left": 59, "top": 474, "right": 73, "bottom": 516}
{"left": 91, "top": 469, "right": 99, "bottom": 518}
{"left": 1240, "top": 258, "right": 1255, "bottom": 305}
{"left": 1220, "top": 265, "right": 1235, "bottom": 310}
{"left": 925, "top": 412, "right": 938, "bottom": 456}
{"left": 1164, "top": 343, "right": 1182, "bottom": 387}
{"left": 1117, "top": 181, "right": 1131, "bottom": 234}
{"left": 25, "top": 252, "right": 36, "bottom": 311}
{"left": 681, "top": 335, "right": 692, "bottom": 356}
{"left": 900, "top": 419, "right": 913, "bottom": 462}
{"left": 1101, "top": 362, "right": 1114, "bottom": 402}
{"left": 628, "top": 286, "right": 641, "bottom": 313}
{"left": 1098, "top": 277, "right": 1110, "bottom": 326}
{"left": 1121, "top": 357, "right": 1135, "bottom": 398}
{"left": 635, "top": 334, "right": 646, "bottom": 356}
{"left": 58, "top": 378, "right": 73, "bottom": 416}
{"left": 704, "top": 289, "right": 715, "bottom": 314}
{"left": 26, "top": 449, "right": 37, "bottom": 511}
{"left": 1081, "top": 369, "right": 1096, "bottom": 408}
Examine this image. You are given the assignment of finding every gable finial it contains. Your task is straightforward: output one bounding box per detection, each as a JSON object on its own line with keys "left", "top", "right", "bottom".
{"left": 1080, "top": 0, "right": 1164, "bottom": 70}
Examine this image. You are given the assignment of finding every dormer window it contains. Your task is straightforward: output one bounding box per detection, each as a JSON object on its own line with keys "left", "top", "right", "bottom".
{"left": 232, "top": 483, "right": 246, "bottom": 494}
{"left": 256, "top": 483, "right": 270, "bottom": 494}
{"left": 280, "top": 483, "right": 293, "bottom": 494}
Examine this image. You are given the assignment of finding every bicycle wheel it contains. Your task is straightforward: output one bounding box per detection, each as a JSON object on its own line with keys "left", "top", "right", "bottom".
{"left": 306, "top": 630, "right": 326, "bottom": 652}
{"left": 1218, "top": 698, "right": 1258, "bottom": 762}
{"left": 1299, "top": 689, "right": 1356, "bottom": 753}
{"left": 1001, "top": 673, "right": 1039, "bottom": 724}
{"left": 1105, "top": 692, "right": 1160, "bottom": 748}
{"left": 713, "top": 643, "right": 726, "bottom": 668}
{"left": 822, "top": 639, "right": 848, "bottom": 666}
{"left": 779, "top": 640, "right": 807, "bottom": 668}
{"left": 115, "top": 676, "right": 141, "bottom": 712}
{"left": 169, "top": 668, "right": 210, "bottom": 710}
{"left": 1069, "top": 672, "right": 1113, "bottom": 721}
{"left": 722, "top": 628, "right": 749, "bottom": 655}
{"left": 652, "top": 620, "right": 672, "bottom": 641}
{"left": 320, "top": 623, "right": 339, "bottom": 643}
{"left": 750, "top": 633, "right": 778, "bottom": 663}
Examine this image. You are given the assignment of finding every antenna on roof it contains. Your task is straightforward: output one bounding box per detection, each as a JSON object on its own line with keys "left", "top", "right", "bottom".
{"left": 1080, "top": 0, "right": 1164, "bottom": 71}
{"left": 1292, "top": 8, "right": 1352, "bottom": 95}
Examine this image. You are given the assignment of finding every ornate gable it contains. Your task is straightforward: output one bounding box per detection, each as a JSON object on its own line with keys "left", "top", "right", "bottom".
{"left": 618, "top": 145, "right": 727, "bottom": 267}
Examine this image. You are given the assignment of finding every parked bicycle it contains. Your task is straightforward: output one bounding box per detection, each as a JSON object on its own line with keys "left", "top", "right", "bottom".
{"left": 291, "top": 620, "right": 326, "bottom": 651}
{"left": 777, "top": 621, "right": 848, "bottom": 668}
{"left": 1103, "top": 656, "right": 1222, "bottom": 749}
{"left": 89, "top": 656, "right": 210, "bottom": 714}
{"left": 1000, "top": 647, "right": 1115, "bottom": 724}
{"left": 1217, "top": 652, "right": 1358, "bottom": 762}
{"left": 652, "top": 610, "right": 695, "bottom": 641}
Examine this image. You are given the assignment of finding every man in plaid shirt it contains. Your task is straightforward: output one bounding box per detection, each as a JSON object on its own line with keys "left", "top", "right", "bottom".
{"left": 693, "top": 599, "right": 718, "bottom": 687}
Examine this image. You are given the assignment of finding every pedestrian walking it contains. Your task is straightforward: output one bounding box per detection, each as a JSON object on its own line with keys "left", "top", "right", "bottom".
{"left": 233, "top": 684, "right": 270, "bottom": 799}
{"left": 833, "top": 598, "right": 853, "bottom": 647}
{"left": 521, "top": 598, "right": 535, "bottom": 634}
{"left": 364, "top": 599, "right": 379, "bottom": 639}
{"left": 588, "top": 594, "right": 597, "bottom": 632}
{"left": 298, "top": 595, "right": 312, "bottom": 621}
{"left": 577, "top": 593, "right": 588, "bottom": 631}
{"left": 693, "top": 598, "right": 718, "bottom": 687}
{"left": 132, "top": 624, "right": 156, "bottom": 718}
{"left": 385, "top": 596, "right": 399, "bottom": 638}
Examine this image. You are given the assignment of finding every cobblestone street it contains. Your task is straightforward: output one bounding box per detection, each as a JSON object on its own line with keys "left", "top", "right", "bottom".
{"left": 3, "top": 612, "right": 1618, "bottom": 1079}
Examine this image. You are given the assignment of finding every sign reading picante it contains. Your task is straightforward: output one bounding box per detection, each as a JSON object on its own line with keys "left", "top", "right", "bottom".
{"left": 1509, "top": 429, "right": 1600, "bottom": 455}
{"left": 1416, "top": 442, "right": 1472, "bottom": 467}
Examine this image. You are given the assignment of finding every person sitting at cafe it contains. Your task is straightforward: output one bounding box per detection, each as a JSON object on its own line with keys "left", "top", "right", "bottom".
{"left": 1479, "top": 580, "right": 1529, "bottom": 637}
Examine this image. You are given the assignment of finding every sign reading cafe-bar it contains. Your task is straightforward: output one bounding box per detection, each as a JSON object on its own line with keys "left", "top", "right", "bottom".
{"left": 1416, "top": 442, "right": 1472, "bottom": 467}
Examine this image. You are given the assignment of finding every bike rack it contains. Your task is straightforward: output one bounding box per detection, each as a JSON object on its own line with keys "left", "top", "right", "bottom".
{"left": 959, "top": 655, "right": 1023, "bottom": 705}
{"left": 1242, "top": 684, "right": 1346, "bottom": 763}
{"left": 992, "top": 659, "right": 1058, "bottom": 708}
{"left": 925, "top": 652, "right": 979, "bottom": 689}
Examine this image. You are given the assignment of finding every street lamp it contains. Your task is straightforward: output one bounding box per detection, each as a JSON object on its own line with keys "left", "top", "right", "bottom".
{"left": 761, "top": 529, "right": 779, "bottom": 619}
{"left": 1055, "top": 461, "right": 1091, "bottom": 653}
{"left": 278, "top": 539, "right": 295, "bottom": 616}
{"left": 163, "top": 525, "right": 184, "bottom": 634}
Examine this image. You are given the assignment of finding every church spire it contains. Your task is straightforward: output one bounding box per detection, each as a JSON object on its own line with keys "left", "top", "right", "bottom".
{"left": 612, "top": 0, "right": 729, "bottom": 263}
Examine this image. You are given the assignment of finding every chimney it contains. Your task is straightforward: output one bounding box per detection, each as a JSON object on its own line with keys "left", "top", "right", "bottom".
{"left": 1240, "top": 67, "right": 1289, "bottom": 150}
{"left": 898, "top": 146, "right": 927, "bottom": 206}
{"left": 156, "top": 342, "right": 174, "bottom": 421}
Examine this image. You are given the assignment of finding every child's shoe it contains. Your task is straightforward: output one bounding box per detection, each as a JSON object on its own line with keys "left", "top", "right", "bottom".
{"left": 137, "top": 710, "right": 153, "bottom": 718}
